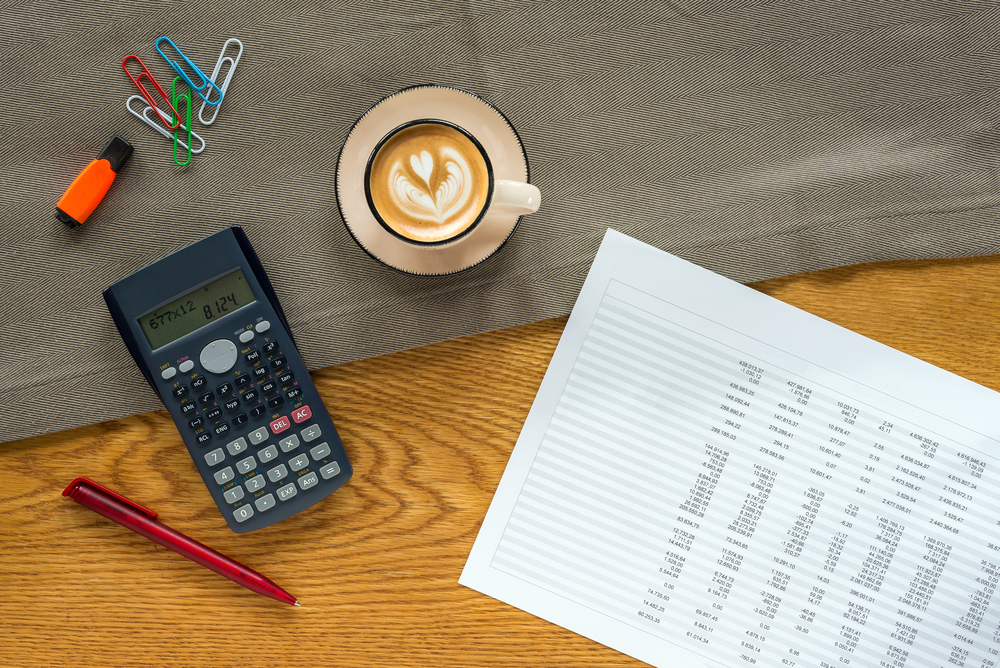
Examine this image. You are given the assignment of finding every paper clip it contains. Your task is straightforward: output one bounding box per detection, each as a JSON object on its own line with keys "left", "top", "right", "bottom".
{"left": 198, "top": 38, "right": 243, "bottom": 125}
{"left": 171, "top": 76, "right": 194, "bottom": 167}
{"left": 155, "top": 37, "right": 223, "bottom": 107}
{"left": 122, "top": 55, "right": 181, "bottom": 129}
{"left": 125, "top": 96, "right": 206, "bottom": 154}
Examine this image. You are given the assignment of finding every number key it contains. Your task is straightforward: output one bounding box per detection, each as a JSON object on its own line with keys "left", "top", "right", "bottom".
{"left": 204, "top": 448, "right": 225, "bottom": 466}
{"left": 214, "top": 466, "right": 235, "bottom": 484}
{"left": 258, "top": 444, "right": 279, "bottom": 463}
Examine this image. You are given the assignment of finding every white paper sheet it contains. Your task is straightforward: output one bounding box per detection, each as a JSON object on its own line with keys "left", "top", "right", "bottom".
{"left": 460, "top": 230, "right": 1000, "bottom": 668}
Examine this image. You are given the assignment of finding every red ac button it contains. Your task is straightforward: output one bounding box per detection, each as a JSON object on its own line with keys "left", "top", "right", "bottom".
{"left": 291, "top": 405, "right": 312, "bottom": 424}
{"left": 270, "top": 415, "right": 291, "bottom": 434}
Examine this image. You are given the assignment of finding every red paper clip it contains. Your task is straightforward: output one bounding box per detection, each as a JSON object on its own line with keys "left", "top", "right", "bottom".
{"left": 122, "top": 55, "right": 181, "bottom": 130}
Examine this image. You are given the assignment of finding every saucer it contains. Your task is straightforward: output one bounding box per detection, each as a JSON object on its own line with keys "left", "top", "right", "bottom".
{"left": 336, "top": 85, "right": 529, "bottom": 276}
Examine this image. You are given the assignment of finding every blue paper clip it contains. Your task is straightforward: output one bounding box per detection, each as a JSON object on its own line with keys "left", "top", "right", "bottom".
{"left": 199, "top": 38, "right": 243, "bottom": 125}
{"left": 155, "top": 36, "right": 223, "bottom": 107}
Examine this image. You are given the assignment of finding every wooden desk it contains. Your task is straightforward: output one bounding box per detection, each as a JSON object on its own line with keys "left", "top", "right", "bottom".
{"left": 4, "top": 256, "right": 1000, "bottom": 667}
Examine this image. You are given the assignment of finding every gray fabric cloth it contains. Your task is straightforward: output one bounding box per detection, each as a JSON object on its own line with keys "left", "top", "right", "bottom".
{"left": 2, "top": 0, "right": 998, "bottom": 443}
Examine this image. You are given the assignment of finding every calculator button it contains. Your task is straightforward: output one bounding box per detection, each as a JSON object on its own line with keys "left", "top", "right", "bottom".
{"left": 214, "top": 466, "right": 235, "bottom": 484}
{"left": 205, "top": 406, "right": 223, "bottom": 421}
{"left": 279, "top": 434, "right": 300, "bottom": 453}
{"left": 245, "top": 475, "right": 266, "bottom": 492}
{"left": 204, "top": 448, "right": 225, "bottom": 466}
{"left": 233, "top": 505, "right": 254, "bottom": 523}
{"left": 255, "top": 320, "right": 271, "bottom": 333}
{"left": 270, "top": 356, "right": 287, "bottom": 370}
{"left": 239, "top": 330, "right": 255, "bottom": 343}
{"left": 236, "top": 375, "right": 251, "bottom": 387}
{"left": 188, "top": 416, "right": 205, "bottom": 430}
{"left": 258, "top": 444, "right": 279, "bottom": 463}
{"left": 201, "top": 339, "right": 239, "bottom": 375}
{"left": 291, "top": 405, "right": 312, "bottom": 424}
{"left": 236, "top": 455, "right": 257, "bottom": 474}
{"left": 213, "top": 422, "right": 230, "bottom": 437}
{"left": 233, "top": 412, "right": 248, "bottom": 427}
{"left": 180, "top": 400, "right": 197, "bottom": 415}
{"left": 252, "top": 366, "right": 269, "bottom": 380}
{"left": 259, "top": 380, "right": 277, "bottom": 396}
{"left": 310, "top": 442, "right": 331, "bottom": 461}
{"left": 286, "top": 387, "right": 303, "bottom": 402}
{"left": 278, "top": 371, "right": 295, "bottom": 385}
{"left": 270, "top": 415, "right": 291, "bottom": 434}
{"left": 172, "top": 385, "right": 189, "bottom": 399}
{"left": 226, "top": 436, "right": 249, "bottom": 455}
{"left": 217, "top": 382, "right": 233, "bottom": 396}
{"left": 289, "top": 454, "right": 310, "bottom": 471}
{"left": 268, "top": 396, "right": 285, "bottom": 410}
{"left": 248, "top": 427, "right": 269, "bottom": 445}
{"left": 161, "top": 366, "right": 177, "bottom": 380}
{"left": 267, "top": 464, "right": 288, "bottom": 482}
{"left": 301, "top": 424, "right": 322, "bottom": 442}
{"left": 241, "top": 389, "right": 259, "bottom": 404}
{"left": 277, "top": 483, "right": 297, "bottom": 502}
{"left": 254, "top": 494, "right": 276, "bottom": 512}
{"left": 298, "top": 472, "right": 319, "bottom": 490}
{"left": 320, "top": 461, "right": 341, "bottom": 480}
{"left": 224, "top": 486, "right": 244, "bottom": 504}
{"left": 263, "top": 340, "right": 279, "bottom": 355}
{"left": 198, "top": 391, "right": 215, "bottom": 405}
{"left": 224, "top": 398, "right": 240, "bottom": 412}
{"left": 196, "top": 432, "right": 212, "bottom": 445}
{"left": 245, "top": 349, "right": 262, "bottom": 364}
{"left": 179, "top": 360, "right": 195, "bottom": 373}
{"left": 191, "top": 376, "right": 207, "bottom": 391}
{"left": 249, "top": 404, "right": 267, "bottom": 419}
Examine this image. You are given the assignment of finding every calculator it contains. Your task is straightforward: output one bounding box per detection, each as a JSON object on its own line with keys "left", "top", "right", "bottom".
{"left": 104, "top": 226, "right": 353, "bottom": 533}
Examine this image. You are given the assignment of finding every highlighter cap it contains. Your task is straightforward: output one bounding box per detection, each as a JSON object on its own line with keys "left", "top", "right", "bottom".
{"left": 97, "top": 135, "right": 134, "bottom": 173}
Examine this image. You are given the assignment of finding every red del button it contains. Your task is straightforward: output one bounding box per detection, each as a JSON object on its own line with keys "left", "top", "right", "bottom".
{"left": 270, "top": 415, "right": 291, "bottom": 434}
{"left": 292, "top": 405, "right": 312, "bottom": 423}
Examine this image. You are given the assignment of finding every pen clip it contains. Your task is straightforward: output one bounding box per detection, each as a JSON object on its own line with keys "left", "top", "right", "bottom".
{"left": 62, "top": 477, "right": 159, "bottom": 518}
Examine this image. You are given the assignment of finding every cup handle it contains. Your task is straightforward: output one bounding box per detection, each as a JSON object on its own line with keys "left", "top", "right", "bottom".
{"left": 490, "top": 180, "right": 541, "bottom": 215}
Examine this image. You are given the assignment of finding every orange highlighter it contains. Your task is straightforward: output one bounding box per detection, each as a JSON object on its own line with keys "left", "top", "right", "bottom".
{"left": 56, "top": 136, "right": 133, "bottom": 228}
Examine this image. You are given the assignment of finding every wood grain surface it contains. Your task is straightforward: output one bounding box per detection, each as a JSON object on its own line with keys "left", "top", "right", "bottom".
{"left": 3, "top": 255, "right": 1000, "bottom": 667}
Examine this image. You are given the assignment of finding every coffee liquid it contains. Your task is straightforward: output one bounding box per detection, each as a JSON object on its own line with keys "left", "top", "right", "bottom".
{"left": 368, "top": 123, "right": 490, "bottom": 243}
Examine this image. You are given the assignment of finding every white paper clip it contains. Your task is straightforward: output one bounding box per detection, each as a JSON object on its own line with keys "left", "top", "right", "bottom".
{"left": 199, "top": 38, "right": 243, "bottom": 126}
{"left": 126, "top": 95, "right": 206, "bottom": 154}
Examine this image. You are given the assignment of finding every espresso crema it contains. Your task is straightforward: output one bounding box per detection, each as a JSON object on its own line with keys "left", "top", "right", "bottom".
{"left": 368, "top": 123, "right": 491, "bottom": 243}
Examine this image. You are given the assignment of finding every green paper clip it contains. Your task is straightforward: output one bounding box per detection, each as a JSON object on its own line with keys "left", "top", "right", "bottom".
{"left": 171, "top": 76, "right": 193, "bottom": 167}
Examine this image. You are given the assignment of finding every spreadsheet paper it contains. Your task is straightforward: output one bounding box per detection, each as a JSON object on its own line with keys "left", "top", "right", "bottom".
{"left": 460, "top": 230, "right": 1000, "bottom": 668}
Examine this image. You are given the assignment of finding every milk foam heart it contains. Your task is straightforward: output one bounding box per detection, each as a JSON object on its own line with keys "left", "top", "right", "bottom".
{"left": 368, "top": 123, "right": 490, "bottom": 244}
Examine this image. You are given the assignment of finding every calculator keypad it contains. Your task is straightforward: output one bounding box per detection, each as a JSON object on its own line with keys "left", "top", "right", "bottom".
{"left": 158, "top": 317, "right": 349, "bottom": 532}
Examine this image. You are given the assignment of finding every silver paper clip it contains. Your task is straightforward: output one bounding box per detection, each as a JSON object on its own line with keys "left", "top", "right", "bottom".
{"left": 199, "top": 38, "right": 243, "bottom": 126}
{"left": 126, "top": 95, "right": 206, "bottom": 154}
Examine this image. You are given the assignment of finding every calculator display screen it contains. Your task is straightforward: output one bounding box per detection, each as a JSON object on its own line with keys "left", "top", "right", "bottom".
{"left": 138, "top": 269, "right": 256, "bottom": 350}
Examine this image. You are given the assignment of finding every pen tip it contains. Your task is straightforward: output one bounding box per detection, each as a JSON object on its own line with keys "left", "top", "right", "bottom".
{"left": 294, "top": 601, "right": 301, "bottom": 606}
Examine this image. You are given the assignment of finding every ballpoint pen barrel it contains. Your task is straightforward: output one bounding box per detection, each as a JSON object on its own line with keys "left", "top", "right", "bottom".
{"left": 65, "top": 482, "right": 297, "bottom": 605}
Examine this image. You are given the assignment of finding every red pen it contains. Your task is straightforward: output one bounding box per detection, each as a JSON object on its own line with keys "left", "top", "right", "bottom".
{"left": 62, "top": 477, "right": 300, "bottom": 606}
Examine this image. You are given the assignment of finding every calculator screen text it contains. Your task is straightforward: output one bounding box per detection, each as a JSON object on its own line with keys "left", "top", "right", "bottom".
{"left": 138, "top": 269, "right": 256, "bottom": 350}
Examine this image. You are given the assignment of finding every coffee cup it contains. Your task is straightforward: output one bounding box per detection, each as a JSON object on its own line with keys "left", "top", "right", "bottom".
{"left": 364, "top": 119, "right": 540, "bottom": 247}
{"left": 336, "top": 85, "right": 538, "bottom": 275}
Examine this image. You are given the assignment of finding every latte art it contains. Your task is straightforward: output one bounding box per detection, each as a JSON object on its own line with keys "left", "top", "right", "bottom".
{"left": 368, "top": 123, "right": 491, "bottom": 243}
{"left": 389, "top": 148, "right": 473, "bottom": 225}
